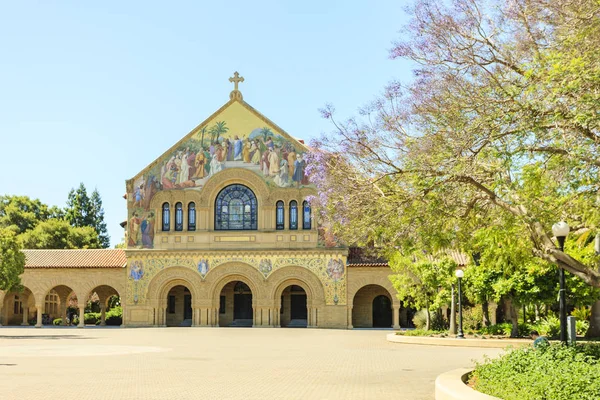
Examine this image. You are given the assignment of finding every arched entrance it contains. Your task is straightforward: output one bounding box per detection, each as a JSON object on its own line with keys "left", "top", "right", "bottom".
{"left": 219, "top": 281, "right": 253, "bottom": 327}
{"left": 166, "top": 285, "right": 193, "bottom": 327}
{"left": 42, "top": 285, "right": 77, "bottom": 326}
{"left": 280, "top": 285, "right": 307, "bottom": 328}
{"left": 372, "top": 295, "right": 392, "bottom": 328}
{"left": 2, "top": 286, "right": 35, "bottom": 326}
{"left": 352, "top": 284, "right": 393, "bottom": 328}
{"left": 87, "top": 285, "right": 121, "bottom": 326}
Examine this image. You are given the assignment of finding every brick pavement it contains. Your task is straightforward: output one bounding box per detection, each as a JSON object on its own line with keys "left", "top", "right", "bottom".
{"left": 0, "top": 327, "right": 502, "bottom": 400}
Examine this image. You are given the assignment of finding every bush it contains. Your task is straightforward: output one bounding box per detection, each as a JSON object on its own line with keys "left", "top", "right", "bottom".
{"left": 472, "top": 344, "right": 600, "bottom": 400}
{"left": 478, "top": 323, "right": 512, "bottom": 336}
{"left": 105, "top": 306, "right": 122, "bottom": 326}
{"left": 412, "top": 309, "right": 428, "bottom": 329}
{"left": 462, "top": 305, "right": 484, "bottom": 331}
{"left": 84, "top": 312, "right": 100, "bottom": 325}
{"left": 577, "top": 320, "right": 590, "bottom": 336}
{"left": 572, "top": 306, "right": 591, "bottom": 321}
{"left": 532, "top": 315, "right": 560, "bottom": 338}
{"left": 53, "top": 318, "right": 62, "bottom": 326}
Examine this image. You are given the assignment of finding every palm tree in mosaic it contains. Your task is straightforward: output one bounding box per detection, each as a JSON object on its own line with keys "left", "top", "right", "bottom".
{"left": 210, "top": 121, "right": 229, "bottom": 144}
{"left": 260, "top": 127, "right": 273, "bottom": 142}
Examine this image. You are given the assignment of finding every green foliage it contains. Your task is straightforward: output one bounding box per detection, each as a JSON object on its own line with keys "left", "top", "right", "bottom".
{"left": 0, "top": 195, "right": 61, "bottom": 233}
{"left": 53, "top": 318, "right": 62, "bottom": 326}
{"left": 19, "top": 219, "right": 100, "bottom": 249}
{"left": 105, "top": 306, "right": 122, "bottom": 326}
{"left": 577, "top": 320, "right": 590, "bottom": 336}
{"left": 395, "top": 329, "right": 445, "bottom": 337}
{"left": 472, "top": 344, "right": 600, "bottom": 400}
{"left": 65, "top": 183, "right": 110, "bottom": 248}
{"left": 412, "top": 309, "right": 428, "bottom": 330}
{"left": 534, "top": 316, "right": 561, "bottom": 339}
{"left": 0, "top": 228, "right": 25, "bottom": 292}
{"left": 572, "top": 306, "right": 592, "bottom": 321}
{"left": 462, "top": 305, "right": 484, "bottom": 331}
{"left": 479, "top": 323, "right": 513, "bottom": 336}
{"left": 84, "top": 312, "right": 100, "bottom": 325}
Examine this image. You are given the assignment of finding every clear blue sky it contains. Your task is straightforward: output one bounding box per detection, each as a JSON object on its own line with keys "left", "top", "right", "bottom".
{"left": 0, "top": 1, "right": 412, "bottom": 246}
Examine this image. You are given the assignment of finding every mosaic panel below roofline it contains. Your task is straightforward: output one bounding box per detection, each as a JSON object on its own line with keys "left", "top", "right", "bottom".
{"left": 126, "top": 254, "right": 347, "bottom": 306}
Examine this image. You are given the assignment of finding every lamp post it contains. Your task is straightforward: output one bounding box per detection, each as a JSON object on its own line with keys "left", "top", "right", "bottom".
{"left": 455, "top": 269, "right": 465, "bottom": 339}
{"left": 552, "top": 221, "right": 570, "bottom": 345}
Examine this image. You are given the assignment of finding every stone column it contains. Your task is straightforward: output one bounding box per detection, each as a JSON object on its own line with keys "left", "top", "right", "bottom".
{"left": 77, "top": 306, "right": 85, "bottom": 328}
{"left": 35, "top": 305, "right": 43, "bottom": 328}
{"left": 312, "top": 307, "right": 318, "bottom": 328}
{"left": 347, "top": 306, "right": 353, "bottom": 329}
{"left": 21, "top": 303, "right": 29, "bottom": 326}
{"left": 99, "top": 304, "right": 106, "bottom": 326}
{"left": 61, "top": 304, "right": 68, "bottom": 326}
{"left": 192, "top": 308, "right": 200, "bottom": 327}
{"left": 393, "top": 304, "right": 400, "bottom": 330}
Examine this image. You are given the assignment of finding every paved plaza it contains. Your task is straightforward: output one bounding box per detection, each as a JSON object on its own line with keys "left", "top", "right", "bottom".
{"left": 0, "top": 327, "right": 502, "bottom": 400}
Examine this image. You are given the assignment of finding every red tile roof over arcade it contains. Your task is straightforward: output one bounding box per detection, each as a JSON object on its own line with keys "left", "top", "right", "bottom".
{"left": 23, "top": 249, "right": 127, "bottom": 269}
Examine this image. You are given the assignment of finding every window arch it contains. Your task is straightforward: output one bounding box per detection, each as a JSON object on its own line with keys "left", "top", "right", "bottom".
{"left": 302, "top": 200, "right": 311, "bottom": 230}
{"left": 215, "top": 184, "right": 257, "bottom": 230}
{"left": 276, "top": 201, "right": 284, "bottom": 230}
{"left": 175, "top": 202, "right": 183, "bottom": 231}
{"left": 188, "top": 202, "right": 196, "bottom": 231}
{"left": 289, "top": 200, "right": 298, "bottom": 230}
{"left": 162, "top": 203, "right": 170, "bottom": 231}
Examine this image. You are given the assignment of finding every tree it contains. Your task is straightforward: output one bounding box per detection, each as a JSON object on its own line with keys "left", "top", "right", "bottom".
{"left": 0, "top": 228, "right": 25, "bottom": 293}
{"left": 65, "top": 183, "right": 110, "bottom": 248}
{"left": 90, "top": 189, "right": 110, "bottom": 248}
{"left": 19, "top": 219, "right": 100, "bottom": 249}
{"left": 309, "top": 0, "right": 600, "bottom": 288}
{"left": 389, "top": 254, "right": 457, "bottom": 330}
{"left": 0, "top": 195, "right": 61, "bottom": 234}
{"left": 260, "top": 127, "right": 273, "bottom": 142}
{"left": 209, "top": 121, "right": 229, "bottom": 144}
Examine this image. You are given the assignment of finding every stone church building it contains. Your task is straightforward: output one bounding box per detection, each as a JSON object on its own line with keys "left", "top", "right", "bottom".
{"left": 0, "top": 74, "right": 406, "bottom": 330}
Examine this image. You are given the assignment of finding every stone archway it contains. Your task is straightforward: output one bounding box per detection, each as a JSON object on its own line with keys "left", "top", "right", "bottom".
{"left": 351, "top": 284, "right": 395, "bottom": 329}
{"left": 1, "top": 286, "right": 36, "bottom": 326}
{"left": 206, "top": 262, "right": 266, "bottom": 327}
{"left": 268, "top": 266, "right": 325, "bottom": 328}
{"left": 146, "top": 267, "right": 203, "bottom": 327}
{"left": 41, "top": 285, "right": 77, "bottom": 327}
{"left": 86, "top": 284, "right": 121, "bottom": 327}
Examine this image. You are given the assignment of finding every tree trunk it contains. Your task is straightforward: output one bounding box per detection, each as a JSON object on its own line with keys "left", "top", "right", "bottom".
{"left": 505, "top": 297, "right": 519, "bottom": 338}
{"left": 482, "top": 300, "right": 490, "bottom": 327}
{"left": 449, "top": 284, "right": 456, "bottom": 334}
{"left": 425, "top": 308, "right": 431, "bottom": 331}
{"left": 586, "top": 300, "right": 600, "bottom": 338}
{"left": 535, "top": 304, "right": 540, "bottom": 322}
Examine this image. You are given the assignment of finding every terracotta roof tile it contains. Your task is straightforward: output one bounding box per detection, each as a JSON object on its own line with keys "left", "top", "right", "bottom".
{"left": 347, "top": 247, "right": 389, "bottom": 267}
{"left": 23, "top": 249, "right": 127, "bottom": 269}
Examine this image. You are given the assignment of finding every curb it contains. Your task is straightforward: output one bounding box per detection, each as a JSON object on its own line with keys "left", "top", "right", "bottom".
{"left": 435, "top": 368, "right": 500, "bottom": 400}
{"left": 386, "top": 333, "right": 531, "bottom": 348}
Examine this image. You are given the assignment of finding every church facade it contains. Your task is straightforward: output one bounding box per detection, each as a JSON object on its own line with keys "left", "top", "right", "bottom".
{"left": 0, "top": 74, "right": 404, "bottom": 330}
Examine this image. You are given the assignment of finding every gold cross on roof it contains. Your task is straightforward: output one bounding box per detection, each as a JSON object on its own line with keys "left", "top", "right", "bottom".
{"left": 229, "top": 71, "right": 244, "bottom": 91}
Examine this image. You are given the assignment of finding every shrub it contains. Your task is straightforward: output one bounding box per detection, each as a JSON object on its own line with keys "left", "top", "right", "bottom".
{"left": 462, "top": 305, "right": 484, "bottom": 331}
{"left": 472, "top": 344, "right": 600, "bottom": 400}
{"left": 572, "top": 306, "right": 591, "bottom": 321}
{"left": 105, "top": 306, "right": 122, "bottom": 326}
{"left": 479, "top": 323, "right": 512, "bottom": 336}
{"left": 84, "top": 312, "right": 100, "bottom": 325}
{"left": 53, "top": 318, "right": 62, "bottom": 326}
{"left": 412, "top": 309, "right": 427, "bottom": 329}
{"left": 532, "top": 316, "right": 560, "bottom": 338}
{"left": 577, "top": 320, "right": 590, "bottom": 336}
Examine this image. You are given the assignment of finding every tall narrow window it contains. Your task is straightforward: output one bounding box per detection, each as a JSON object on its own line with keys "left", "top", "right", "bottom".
{"left": 289, "top": 200, "right": 298, "bottom": 230}
{"left": 276, "top": 201, "right": 284, "bottom": 230}
{"left": 215, "top": 184, "right": 258, "bottom": 230}
{"left": 302, "top": 200, "right": 311, "bottom": 230}
{"left": 188, "top": 202, "right": 196, "bottom": 231}
{"left": 175, "top": 202, "right": 183, "bottom": 231}
{"left": 13, "top": 295, "right": 22, "bottom": 314}
{"left": 162, "top": 203, "right": 170, "bottom": 231}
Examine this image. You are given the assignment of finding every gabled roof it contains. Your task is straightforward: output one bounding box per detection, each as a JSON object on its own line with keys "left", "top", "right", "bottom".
{"left": 347, "top": 247, "right": 389, "bottom": 268}
{"left": 128, "top": 93, "right": 310, "bottom": 183}
{"left": 23, "top": 249, "right": 127, "bottom": 269}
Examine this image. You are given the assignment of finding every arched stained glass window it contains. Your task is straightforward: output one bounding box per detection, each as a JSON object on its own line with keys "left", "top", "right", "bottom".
{"left": 276, "top": 201, "right": 284, "bottom": 230}
{"left": 289, "top": 200, "right": 298, "bottom": 230}
{"left": 215, "top": 184, "right": 257, "bottom": 230}
{"left": 162, "top": 203, "right": 170, "bottom": 231}
{"left": 175, "top": 202, "right": 183, "bottom": 231}
{"left": 302, "top": 200, "right": 311, "bottom": 230}
{"left": 188, "top": 202, "right": 196, "bottom": 231}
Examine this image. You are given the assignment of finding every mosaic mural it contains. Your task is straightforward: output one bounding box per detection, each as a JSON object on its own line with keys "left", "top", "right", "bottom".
{"left": 126, "top": 113, "right": 312, "bottom": 249}
{"left": 126, "top": 254, "right": 347, "bottom": 306}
